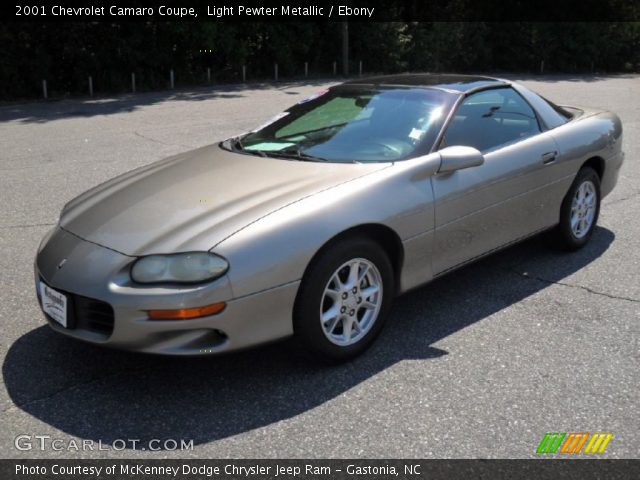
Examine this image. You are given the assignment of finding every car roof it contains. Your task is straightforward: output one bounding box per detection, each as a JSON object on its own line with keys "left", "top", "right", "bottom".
{"left": 341, "top": 73, "right": 510, "bottom": 94}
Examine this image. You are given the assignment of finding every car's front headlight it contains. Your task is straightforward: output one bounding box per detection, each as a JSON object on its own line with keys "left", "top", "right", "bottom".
{"left": 131, "top": 252, "right": 229, "bottom": 284}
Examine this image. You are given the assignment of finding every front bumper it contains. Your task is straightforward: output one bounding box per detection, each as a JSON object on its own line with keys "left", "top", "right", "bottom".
{"left": 35, "top": 227, "right": 298, "bottom": 355}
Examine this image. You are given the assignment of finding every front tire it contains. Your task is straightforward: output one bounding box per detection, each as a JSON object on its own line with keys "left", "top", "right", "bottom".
{"left": 293, "top": 236, "right": 394, "bottom": 363}
{"left": 554, "top": 167, "right": 601, "bottom": 250}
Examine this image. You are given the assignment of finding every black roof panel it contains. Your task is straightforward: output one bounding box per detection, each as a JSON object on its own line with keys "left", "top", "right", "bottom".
{"left": 342, "top": 73, "right": 509, "bottom": 93}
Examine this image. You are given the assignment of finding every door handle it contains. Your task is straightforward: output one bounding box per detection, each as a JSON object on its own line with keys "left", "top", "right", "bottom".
{"left": 541, "top": 151, "right": 558, "bottom": 164}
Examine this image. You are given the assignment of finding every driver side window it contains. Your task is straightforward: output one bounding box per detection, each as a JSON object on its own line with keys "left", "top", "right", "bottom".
{"left": 442, "top": 87, "right": 541, "bottom": 152}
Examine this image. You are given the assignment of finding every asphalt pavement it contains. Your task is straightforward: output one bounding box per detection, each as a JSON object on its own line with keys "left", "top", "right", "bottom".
{"left": 0, "top": 75, "right": 638, "bottom": 458}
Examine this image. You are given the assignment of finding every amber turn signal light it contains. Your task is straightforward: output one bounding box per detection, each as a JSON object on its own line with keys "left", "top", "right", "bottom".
{"left": 147, "top": 302, "right": 226, "bottom": 320}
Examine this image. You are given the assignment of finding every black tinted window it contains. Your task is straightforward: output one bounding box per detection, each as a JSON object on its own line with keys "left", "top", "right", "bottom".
{"left": 442, "top": 88, "right": 540, "bottom": 152}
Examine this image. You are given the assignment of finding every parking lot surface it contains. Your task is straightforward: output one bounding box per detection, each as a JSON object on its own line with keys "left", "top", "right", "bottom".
{"left": 0, "top": 75, "right": 638, "bottom": 458}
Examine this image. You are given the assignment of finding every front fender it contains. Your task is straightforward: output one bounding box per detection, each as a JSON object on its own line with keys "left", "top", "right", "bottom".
{"left": 214, "top": 154, "right": 441, "bottom": 299}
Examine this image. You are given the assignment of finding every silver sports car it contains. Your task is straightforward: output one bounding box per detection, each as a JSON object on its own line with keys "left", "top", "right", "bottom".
{"left": 35, "top": 74, "right": 624, "bottom": 361}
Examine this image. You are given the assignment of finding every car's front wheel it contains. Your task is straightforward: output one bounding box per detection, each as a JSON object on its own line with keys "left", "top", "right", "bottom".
{"left": 293, "top": 236, "right": 394, "bottom": 362}
{"left": 555, "top": 166, "right": 601, "bottom": 250}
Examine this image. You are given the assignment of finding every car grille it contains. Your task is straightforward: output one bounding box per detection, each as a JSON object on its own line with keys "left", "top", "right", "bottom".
{"left": 39, "top": 278, "right": 115, "bottom": 338}
{"left": 74, "top": 295, "right": 115, "bottom": 336}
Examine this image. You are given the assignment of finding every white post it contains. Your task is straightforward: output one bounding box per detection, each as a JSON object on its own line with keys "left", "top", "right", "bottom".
{"left": 170, "top": 69, "right": 175, "bottom": 89}
{"left": 42, "top": 80, "right": 48, "bottom": 99}
{"left": 359, "top": 60, "right": 362, "bottom": 77}
{"left": 131, "top": 73, "right": 136, "bottom": 93}
{"left": 304, "top": 61, "right": 308, "bottom": 77}
{"left": 207, "top": 67, "right": 211, "bottom": 83}
{"left": 274, "top": 63, "right": 278, "bottom": 82}
{"left": 242, "top": 65, "right": 246, "bottom": 83}
{"left": 88, "top": 76, "right": 93, "bottom": 97}
{"left": 333, "top": 61, "right": 337, "bottom": 76}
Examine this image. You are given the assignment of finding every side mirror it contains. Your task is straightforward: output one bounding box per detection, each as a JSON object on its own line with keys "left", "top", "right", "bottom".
{"left": 438, "top": 146, "right": 484, "bottom": 173}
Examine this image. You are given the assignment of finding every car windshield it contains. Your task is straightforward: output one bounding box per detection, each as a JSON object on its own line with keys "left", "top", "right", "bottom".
{"left": 230, "top": 86, "right": 456, "bottom": 163}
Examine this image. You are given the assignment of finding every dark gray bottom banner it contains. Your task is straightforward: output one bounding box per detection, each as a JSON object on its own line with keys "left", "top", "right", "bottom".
{"left": 1, "top": 460, "right": 639, "bottom": 480}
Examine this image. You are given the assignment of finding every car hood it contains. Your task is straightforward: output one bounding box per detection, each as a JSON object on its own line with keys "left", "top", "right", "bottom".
{"left": 60, "top": 144, "right": 388, "bottom": 256}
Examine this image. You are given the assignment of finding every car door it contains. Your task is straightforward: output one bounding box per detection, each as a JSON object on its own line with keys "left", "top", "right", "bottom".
{"left": 431, "top": 87, "right": 560, "bottom": 275}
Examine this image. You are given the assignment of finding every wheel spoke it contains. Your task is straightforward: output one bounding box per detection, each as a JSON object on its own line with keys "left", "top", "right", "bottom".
{"left": 357, "top": 263, "right": 370, "bottom": 284}
{"left": 326, "top": 316, "right": 340, "bottom": 334}
{"left": 322, "top": 305, "right": 339, "bottom": 324}
{"left": 343, "top": 316, "right": 354, "bottom": 341}
{"left": 578, "top": 184, "right": 586, "bottom": 200}
{"left": 352, "top": 319, "right": 362, "bottom": 334}
{"left": 361, "top": 300, "right": 377, "bottom": 311}
{"left": 586, "top": 208, "right": 594, "bottom": 221}
{"left": 331, "top": 272, "right": 345, "bottom": 291}
{"left": 346, "top": 261, "right": 359, "bottom": 288}
{"left": 571, "top": 215, "right": 580, "bottom": 233}
{"left": 361, "top": 285, "right": 379, "bottom": 300}
{"left": 325, "top": 288, "right": 340, "bottom": 301}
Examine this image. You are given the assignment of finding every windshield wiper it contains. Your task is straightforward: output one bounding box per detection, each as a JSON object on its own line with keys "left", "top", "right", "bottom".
{"left": 277, "top": 122, "right": 349, "bottom": 140}
{"left": 258, "top": 149, "right": 328, "bottom": 162}
{"left": 225, "top": 138, "right": 328, "bottom": 162}
{"left": 223, "top": 136, "right": 269, "bottom": 158}
{"left": 231, "top": 135, "right": 244, "bottom": 151}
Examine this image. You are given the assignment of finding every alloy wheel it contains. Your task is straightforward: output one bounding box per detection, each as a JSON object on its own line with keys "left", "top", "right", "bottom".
{"left": 319, "top": 258, "right": 383, "bottom": 346}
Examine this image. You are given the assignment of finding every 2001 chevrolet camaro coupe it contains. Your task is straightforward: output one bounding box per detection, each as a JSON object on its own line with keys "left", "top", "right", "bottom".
{"left": 35, "top": 74, "right": 624, "bottom": 361}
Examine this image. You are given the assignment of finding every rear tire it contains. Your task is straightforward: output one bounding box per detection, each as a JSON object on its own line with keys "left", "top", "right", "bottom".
{"left": 293, "top": 236, "right": 394, "bottom": 363}
{"left": 554, "top": 167, "right": 601, "bottom": 251}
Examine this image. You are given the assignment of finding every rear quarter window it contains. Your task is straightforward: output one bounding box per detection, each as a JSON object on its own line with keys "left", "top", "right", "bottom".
{"left": 511, "top": 84, "right": 571, "bottom": 129}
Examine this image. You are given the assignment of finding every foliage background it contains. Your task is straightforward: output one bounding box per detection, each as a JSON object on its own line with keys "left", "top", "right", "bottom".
{"left": 1, "top": 22, "right": 639, "bottom": 100}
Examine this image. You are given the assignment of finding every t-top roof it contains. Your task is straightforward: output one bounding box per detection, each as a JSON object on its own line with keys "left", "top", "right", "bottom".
{"left": 342, "top": 73, "right": 509, "bottom": 93}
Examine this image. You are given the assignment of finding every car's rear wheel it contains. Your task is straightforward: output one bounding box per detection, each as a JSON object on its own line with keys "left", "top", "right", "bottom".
{"left": 555, "top": 167, "right": 601, "bottom": 250}
{"left": 293, "top": 236, "right": 394, "bottom": 362}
